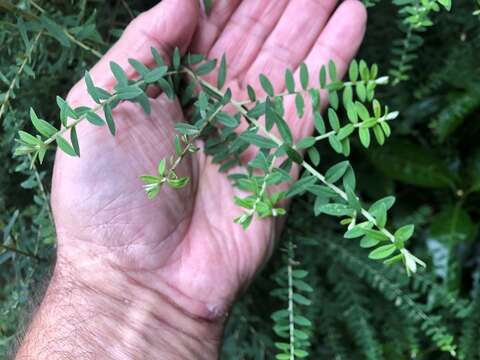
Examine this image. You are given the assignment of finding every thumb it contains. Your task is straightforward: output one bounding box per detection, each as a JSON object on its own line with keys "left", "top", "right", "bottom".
{"left": 69, "top": 0, "right": 199, "bottom": 99}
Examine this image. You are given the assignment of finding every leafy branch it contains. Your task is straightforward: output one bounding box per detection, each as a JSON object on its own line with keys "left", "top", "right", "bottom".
{"left": 18, "top": 48, "right": 425, "bottom": 275}
{"left": 271, "top": 240, "right": 312, "bottom": 359}
{"left": 0, "top": 30, "right": 43, "bottom": 122}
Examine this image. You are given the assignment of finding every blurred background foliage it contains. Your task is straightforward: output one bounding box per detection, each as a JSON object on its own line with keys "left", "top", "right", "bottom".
{"left": 1, "top": 0, "right": 479, "bottom": 359}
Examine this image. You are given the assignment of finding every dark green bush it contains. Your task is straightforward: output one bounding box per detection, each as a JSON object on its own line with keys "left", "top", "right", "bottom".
{"left": 1, "top": 0, "right": 480, "bottom": 359}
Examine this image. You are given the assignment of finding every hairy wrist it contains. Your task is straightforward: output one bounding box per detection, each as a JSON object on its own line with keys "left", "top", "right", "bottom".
{"left": 17, "top": 257, "right": 224, "bottom": 359}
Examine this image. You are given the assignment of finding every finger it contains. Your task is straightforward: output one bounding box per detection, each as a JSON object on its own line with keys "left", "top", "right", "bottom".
{"left": 207, "top": 0, "right": 290, "bottom": 84}
{"left": 286, "top": 0, "right": 367, "bottom": 141}
{"left": 190, "top": 0, "right": 242, "bottom": 54}
{"left": 243, "top": 0, "right": 338, "bottom": 93}
{"left": 68, "top": 0, "right": 199, "bottom": 102}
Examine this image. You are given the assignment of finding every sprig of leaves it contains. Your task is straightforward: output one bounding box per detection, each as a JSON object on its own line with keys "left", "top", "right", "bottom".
{"left": 18, "top": 47, "right": 424, "bottom": 275}
{"left": 390, "top": 0, "right": 452, "bottom": 84}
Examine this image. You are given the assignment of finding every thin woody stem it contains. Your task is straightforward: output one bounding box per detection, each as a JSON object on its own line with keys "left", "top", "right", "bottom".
{"left": 0, "top": 31, "right": 43, "bottom": 122}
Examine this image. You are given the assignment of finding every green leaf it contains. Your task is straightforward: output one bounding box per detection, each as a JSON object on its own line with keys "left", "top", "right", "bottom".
{"left": 175, "top": 123, "right": 199, "bottom": 136}
{"left": 86, "top": 111, "right": 105, "bottom": 126}
{"left": 217, "top": 54, "right": 227, "bottom": 89}
{"left": 328, "top": 108, "right": 340, "bottom": 131}
{"left": 285, "top": 68, "right": 295, "bottom": 93}
{"left": 70, "top": 126, "right": 80, "bottom": 156}
{"left": 328, "top": 60, "right": 337, "bottom": 81}
{"left": 240, "top": 132, "right": 278, "bottom": 149}
{"left": 40, "top": 15, "right": 70, "bottom": 47}
{"left": 369, "top": 196, "right": 395, "bottom": 213}
{"left": 128, "top": 58, "right": 149, "bottom": 76}
{"left": 292, "top": 270, "right": 308, "bottom": 278}
{"left": 343, "top": 86, "right": 353, "bottom": 105}
{"left": 395, "top": 224, "right": 414, "bottom": 242}
{"left": 247, "top": 85, "right": 256, "bottom": 102}
{"left": 158, "top": 78, "right": 175, "bottom": 99}
{"left": 259, "top": 74, "right": 274, "bottom": 97}
{"left": 84, "top": 71, "right": 100, "bottom": 103}
{"left": 359, "top": 127, "right": 370, "bottom": 148}
{"left": 349, "top": 60, "right": 359, "bottom": 82}
{"left": 285, "top": 145, "right": 303, "bottom": 164}
{"left": 172, "top": 47, "right": 181, "bottom": 69}
{"left": 356, "top": 82, "right": 367, "bottom": 101}
{"left": 296, "top": 136, "right": 316, "bottom": 149}
{"left": 368, "top": 244, "right": 397, "bottom": 260}
{"left": 295, "top": 93, "right": 305, "bottom": 118}
{"left": 373, "top": 124, "right": 385, "bottom": 145}
{"left": 144, "top": 66, "right": 168, "bottom": 83}
{"left": 300, "top": 63, "right": 309, "bottom": 90}
{"left": 337, "top": 124, "right": 354, "bottom": 141}
{"left": 325, "top": 161, "right": 349, "bottom": 183}
{"left": 293, "top": 279, "right": 313, "bottom": 293}
{"left": 104, "top": 104, "right": 116, "bottom": 135}
{"left": 56, "top": 97, "right": 78, "bottom": 126}
{"left": 345, "top": 185, "right": 361, "bottom": 211}
{"left": 307, "top": 147, "right": 320, "bottom": 165}
{"left": 375, "top": 203, "right": 387, "bottom": 228}
{"left": 151, "top": 47, "right": 166, "bottom": 66}
{"left": 317, "top": 203, "right": 354, "bottom": 217}
{"left": 360, "top": 236, "right": 380, "bottom": 248}
{"left": 196, "top": 59, "right": 217, "bottom": 76}
{"left": 287, "top": 176, "right": 317, "bottom": 198}
{"left": 216, "top": 112, "right": 239, "bottom": 127}
{"left": 116, "top": 85, "right": 143, "bottom": 100}
{"left": 344, "top": 224, "right": 370, "bottom": 238}
{"left": 56, "top": 135, "right": 77, "bottom": 156}
{"left": 266, "top": 100, "right": 292, "bottom": 144}
{"left": 346, "top": 102, "right": 358, "bottom": 124}
{"left": 110, "top": 62, "right": 129, "bottom": 87}
{"left": 328, "top": 134, "right": 343, "bottom": 153}
{"left": 319, "top": 66, "right": 327, "bottom": 88}
{"left": 363, "top": 228, "right": 389, "bottom": 241}
{"left": 168, "top": 176, "right": 190, "bottom": 189}
{"left": 329, "top": 91, "right": 339, "bottom": 110}
{"left": 135, "top": 93, "right": 151, "bottom": 114}
{"left": 313, "top": 112, "right": 325, "bottom": 134}
{"left": 30, "top": 108, "right": 57, "bottom": 138}
{"left": 293, "top": 293, "right": 312, "bottom": 306}
{"left": 356, "top": 101, "right": 370, "bottom": 122}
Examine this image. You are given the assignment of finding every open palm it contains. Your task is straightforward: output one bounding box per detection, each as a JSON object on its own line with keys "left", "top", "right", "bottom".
{"left": 52, "top": 0, "right": 367, "bottom": 319}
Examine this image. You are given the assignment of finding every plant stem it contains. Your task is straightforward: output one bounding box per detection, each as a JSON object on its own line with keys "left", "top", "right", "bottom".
{"left": 0, "top": 30, "right": 43, "bottom": 122}
{"left": 168, "top": 103, "right": 225, "bottom": 176}
{"left": 0, "top": 243, "right": 46, "bottom": 262}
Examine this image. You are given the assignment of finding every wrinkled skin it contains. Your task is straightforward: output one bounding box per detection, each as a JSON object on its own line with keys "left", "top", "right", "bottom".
{"left": 52, "top": 0, "right": 367, "bottom": 318}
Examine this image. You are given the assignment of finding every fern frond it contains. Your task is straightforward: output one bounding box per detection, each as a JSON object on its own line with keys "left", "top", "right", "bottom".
{"left": 271, "top": 240, "right": 313, "bottom": 360}
{"left": 314, "top": 235, "right": 458, "bottom": 356}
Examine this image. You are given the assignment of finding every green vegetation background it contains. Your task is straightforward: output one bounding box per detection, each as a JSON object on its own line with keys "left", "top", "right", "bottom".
{"left": 1, "top": 0, "right": 480, "bottom": 359}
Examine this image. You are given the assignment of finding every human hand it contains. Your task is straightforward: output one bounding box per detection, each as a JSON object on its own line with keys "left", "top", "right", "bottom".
{"left": 19, "top": 0, "right": 367, "bottom": 358}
